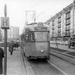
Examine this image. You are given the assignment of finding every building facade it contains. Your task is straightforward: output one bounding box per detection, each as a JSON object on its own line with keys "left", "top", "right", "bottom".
{"left": 0, "top": 28, "right": 3, "bottom": 41}
{"left": 1, "top": 26, "right": 19, "bottom": 41}
{"left": 46, "top": 2, "right": 75, "bottom": 41}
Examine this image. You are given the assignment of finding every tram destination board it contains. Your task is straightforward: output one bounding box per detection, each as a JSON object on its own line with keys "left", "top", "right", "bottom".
{"left": 34, "top": 27, "right": 47, "bottom": 30}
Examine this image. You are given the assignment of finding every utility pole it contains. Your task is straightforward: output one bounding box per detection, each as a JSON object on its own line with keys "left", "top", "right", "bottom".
{"left": 1, "top": 4, "right": 9, "bottom": 75}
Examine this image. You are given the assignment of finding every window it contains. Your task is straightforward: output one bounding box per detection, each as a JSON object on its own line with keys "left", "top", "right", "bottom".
{"left": 65, "top": 31, "right": 70, "bottom": 36}
{"left": 52, "top": 26, "right": 54, "bottom": 30}
{"left": 58, "top": 23, "right": 61, "bottom": 28}
{"left": 52, "top": 20, "right": 54, "bottom": 26}
{"left": 34, "top": 32, "right": 48, "bottom": 41}
{"left": 58, "top": 33, "right": 61, "bottom": 37}
{"left": 25, "top": 32, "right": 30, "bottom": 42}
{"left": 65, "top": 25, "right": 70, "bottom": 31}
{"left": 58, "top": 17, "right": 61, "bottom": 23}
{"left": 66, "top": 19, "right": 70, "bottom": 25}
{"left": 31, "top": 32, "right": 35, "bottom": 42}
{"left": 25, "top": 31, "right": 36, "bottom": 42}
{"left": 52, "top": 30, "right": 54, "bottom": 34}
{"left": 58, "top": 28, "right": 61, "bottom": 32}
{"left": 66, "top": 11, "right": 70, "bottom": 19}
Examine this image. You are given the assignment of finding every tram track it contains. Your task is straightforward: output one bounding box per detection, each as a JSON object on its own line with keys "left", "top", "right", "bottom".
{"left": 50, "top": 48, "right": 75, "bottom": 65}
{"left": 21, "top": 47, "right": 75, "bottom": 75}
{"left": 51, "top": 49, "right": 75, "bottom": 58}
{"left": 29, "top": 59, "right": 66, "bottom": 75}
{"left": 47, "top": 60, "right": 67, "bottom": 75}
{"left": 21, "top": 48, "right": 67, "bottom": 75}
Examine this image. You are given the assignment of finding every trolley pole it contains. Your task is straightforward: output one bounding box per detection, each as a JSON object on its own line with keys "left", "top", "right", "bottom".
{"left": 1, "top": 4, "right": 9, "bottom": 75}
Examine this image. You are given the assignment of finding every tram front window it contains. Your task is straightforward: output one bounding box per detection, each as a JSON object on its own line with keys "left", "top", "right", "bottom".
{"left": 34, "top": 32, "right": 48, "bottom": 41}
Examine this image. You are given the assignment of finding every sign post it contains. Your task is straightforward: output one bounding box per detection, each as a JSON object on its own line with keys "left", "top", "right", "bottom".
{"left": 1, "top": 4, "right": 9, "bottom": 75}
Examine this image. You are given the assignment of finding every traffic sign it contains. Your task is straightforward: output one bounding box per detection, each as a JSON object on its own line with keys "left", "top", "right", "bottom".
{"left": 1, "top": 17, "right": 9, "bottom": 29}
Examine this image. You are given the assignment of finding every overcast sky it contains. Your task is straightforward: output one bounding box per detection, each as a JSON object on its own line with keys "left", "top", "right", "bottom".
{"left": 0, "top": 0, "right": 73, "bottom": 34}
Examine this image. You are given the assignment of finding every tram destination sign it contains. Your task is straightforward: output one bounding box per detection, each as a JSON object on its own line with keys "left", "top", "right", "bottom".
{"left": 34, "top": 27, "right": 47, "bottom": 30}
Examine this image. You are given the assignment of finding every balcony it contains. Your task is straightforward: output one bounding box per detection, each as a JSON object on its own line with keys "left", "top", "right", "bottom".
{"left": 52, "top": 23, "right": 54, "bottom": 26}
{"left": 66, "top": 20, "right": 70, "bottom": 25}
{"left": 65, "top": 32, "right": 70, "bottom": 36}
{"left": 66, "top": 12, "right": 70, "bottom": 20}
{"left": 52, "top": 31, "right": 54, "bottom": 34}
{"left": 58, "top": 25, "right": 61, "bottom": 28}
{"left": 65, "top": 27, "right": 70, "bottom": 31}
{"left": 66, "top": 16, "right": 70, "bottom": 20}
{"left": 52, "top": 27, "right": 54, "bottom": 30}
{"left": 58, "top": 28, "right": 61, "bottom": 33}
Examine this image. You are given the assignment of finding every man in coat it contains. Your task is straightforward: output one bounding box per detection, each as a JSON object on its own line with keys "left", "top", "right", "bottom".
{"left": 0, "top": 47, "right": 4, "bottom": 75}
{"left": 9, "top": 41, "right": 14, "bottom": 55}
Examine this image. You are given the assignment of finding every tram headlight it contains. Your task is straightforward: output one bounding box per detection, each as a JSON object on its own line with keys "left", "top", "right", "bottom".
{"left": 41, "top": 50, "right": 44, "bottom": 52}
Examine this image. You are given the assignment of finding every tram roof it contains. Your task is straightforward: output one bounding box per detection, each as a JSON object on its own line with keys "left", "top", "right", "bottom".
{"left": 24, "top": 22, "right": 50, "bottom": 32}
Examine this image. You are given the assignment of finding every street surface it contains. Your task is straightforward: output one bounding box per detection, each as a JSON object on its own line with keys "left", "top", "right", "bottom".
{"left": 50, "top": 44, "right": 75, "bottom": 75}
{"left": 23, "top": 56, "right": 65, "bottom": 75}
{"left": 50, "top": 55, "right": 75, "bottom": 75}
{"left": 2, "top": 44, "right": 75, "bottom": 75}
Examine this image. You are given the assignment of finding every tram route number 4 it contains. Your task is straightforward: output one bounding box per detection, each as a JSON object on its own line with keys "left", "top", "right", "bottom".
{"left": 1, "top": 17, "right": 9, "bottom": 29}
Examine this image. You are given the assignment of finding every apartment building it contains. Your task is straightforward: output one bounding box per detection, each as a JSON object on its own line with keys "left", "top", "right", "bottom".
{"left": 1, "top": 26, "right": 19, "bottom": 41}
{"left": 46, "top": 2, "right": 75, "bottom": 41}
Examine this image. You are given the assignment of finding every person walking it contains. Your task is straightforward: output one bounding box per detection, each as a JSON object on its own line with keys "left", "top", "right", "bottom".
{"left": 0, "top": 47, "right": 4, "bottom": 75}
{"left": 9, "top": 41, "right": 14, "bottom": 55}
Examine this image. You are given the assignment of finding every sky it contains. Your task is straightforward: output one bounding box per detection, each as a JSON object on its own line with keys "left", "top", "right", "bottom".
{"left": 0, "top": 0, "right": 73, "bottom": 34}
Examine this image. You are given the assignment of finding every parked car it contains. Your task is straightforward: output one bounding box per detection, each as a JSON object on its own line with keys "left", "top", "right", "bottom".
{"left": 68, "top": 37, "right": 75, "bottom": 48}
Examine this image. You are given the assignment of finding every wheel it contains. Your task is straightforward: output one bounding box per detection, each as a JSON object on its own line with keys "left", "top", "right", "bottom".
{"left": 46, "top": 56, "right": 50, "bottom": 60}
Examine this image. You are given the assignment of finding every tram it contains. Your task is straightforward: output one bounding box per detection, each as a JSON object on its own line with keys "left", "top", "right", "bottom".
{"left": 21, "top": 22, "right": 50, "bottom": 60}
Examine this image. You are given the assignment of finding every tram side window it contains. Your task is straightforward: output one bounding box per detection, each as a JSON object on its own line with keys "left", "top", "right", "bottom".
{"left": 25, "top": 32, "right": 31, "bottom": 42}
{"left": 25, "top": 32, "right": 35, "bottom": 42}
{"left": 31, "top": 32, "right": 35, "bottom": 42}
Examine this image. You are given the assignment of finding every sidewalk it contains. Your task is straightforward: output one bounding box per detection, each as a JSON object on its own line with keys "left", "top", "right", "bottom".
{"left": 6, "top": 47, "right": 26, "bottom": 75}
{"left": 50, "top": 44, "right": 75, "bottom": 52}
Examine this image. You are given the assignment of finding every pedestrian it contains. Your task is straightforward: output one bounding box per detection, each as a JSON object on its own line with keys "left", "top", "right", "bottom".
{"left": 0, "top": 47, "right": 4, "bottom": 75}
{"left": 16, "top": 42, "right": 18, "bottom": 48}
{"left": 55, "top": 37, "right": 58, "bottom": 48}
{"left": 9, "top": 41, "right": 14, "bottom": 55}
